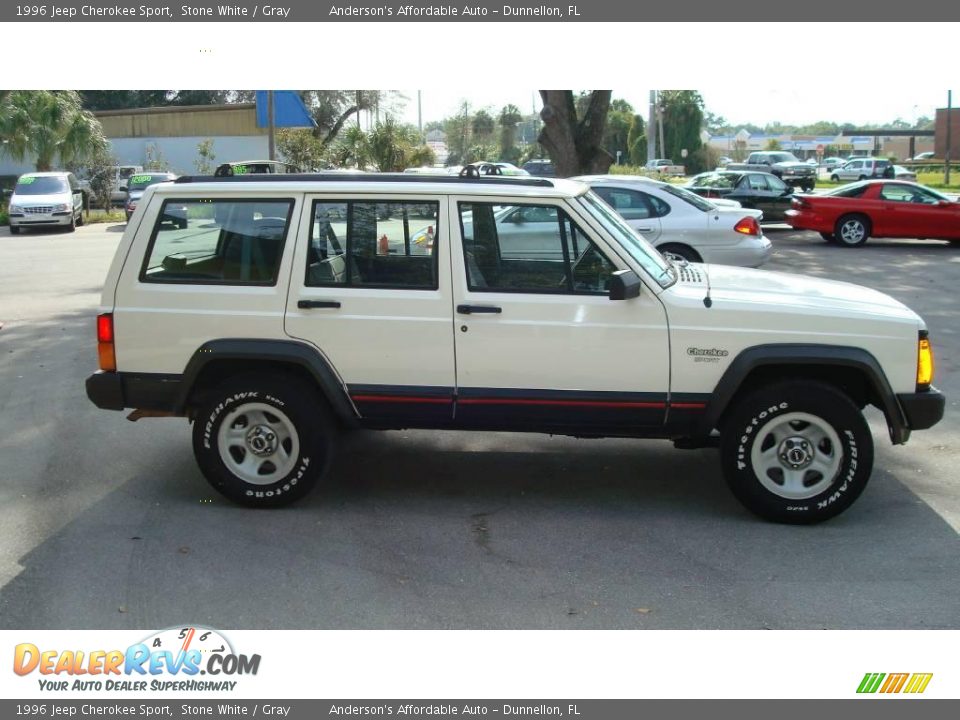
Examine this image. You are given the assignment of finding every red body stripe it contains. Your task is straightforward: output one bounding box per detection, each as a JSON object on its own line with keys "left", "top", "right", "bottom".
{"left": 351, "top": 394, "right": 706, "bottom": 410}
{"left": 458, "top": 398, "right": 665, "bottom": 408}
{"left": 351, "top": 395, "right": 451, "bottom": 404}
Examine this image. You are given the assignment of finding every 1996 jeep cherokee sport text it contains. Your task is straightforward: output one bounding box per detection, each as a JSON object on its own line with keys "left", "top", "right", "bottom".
{"left": 85, "top": 173, "right": 945, "bottom": 523}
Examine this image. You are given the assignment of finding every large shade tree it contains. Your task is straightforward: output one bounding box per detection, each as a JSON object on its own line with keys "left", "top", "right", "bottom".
{"left": 537, "top": 90, "right": 613, "bottom": 177}
{"left": 0, "top": 90, "right": 107, "bottom": 171}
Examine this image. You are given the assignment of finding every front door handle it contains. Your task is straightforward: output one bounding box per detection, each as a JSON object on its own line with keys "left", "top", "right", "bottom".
{"left": 457, "top": 304, "right": 502, "bottom": 315}
{"left": 298, "top": 300, "right": 341, "bottom": 309}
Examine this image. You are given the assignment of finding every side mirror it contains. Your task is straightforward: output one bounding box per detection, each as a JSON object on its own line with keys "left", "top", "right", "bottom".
{"left": 118, "top": 186, "right": 127, "bottom": 193}
{"left": 609, "top": 269, "right": 642, "bottom": 301}
{"left": 938, "top": 200, "right": 953, "bottom": 207}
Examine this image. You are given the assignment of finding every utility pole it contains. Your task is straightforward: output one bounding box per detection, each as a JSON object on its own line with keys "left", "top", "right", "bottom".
{"left": 658, "top": 96, "right": 666, "bottom": 161}
{"left": 647, "top": 90, "right": 656, "bottom": 164}
{"left": 356, "top": 90, "right": 362, "bottom": 129}
{"left": 946, "top": 89, "right": 953, "bottom": 185}
{"left": 417, "top": 90, "right": 423, "bottom": 136}
{"left": 267, "top": 90, "right": 275, "bottom": 161}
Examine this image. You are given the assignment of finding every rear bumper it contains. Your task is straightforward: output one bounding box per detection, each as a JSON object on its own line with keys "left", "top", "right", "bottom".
{"left": 898, "top": 388, "right": 945, "bottom": 431}
{"left": 86, "top": 371, "right": 183, "bottom": 413}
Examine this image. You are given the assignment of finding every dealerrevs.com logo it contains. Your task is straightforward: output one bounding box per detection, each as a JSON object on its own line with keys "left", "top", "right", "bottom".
{"left": 857, "top": 672, "right": 933, "bottom": 694}
{"left": 13, "top": 626, "right": 261, "bottom": 692}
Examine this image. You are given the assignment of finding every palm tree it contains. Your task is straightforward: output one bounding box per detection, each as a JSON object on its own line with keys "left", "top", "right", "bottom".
{"left": 0, "top": 91, "right": 107, "bottom": 171}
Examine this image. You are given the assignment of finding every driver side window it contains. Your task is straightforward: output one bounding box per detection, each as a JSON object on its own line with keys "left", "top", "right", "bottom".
{"left": 459, "top": 202, "right": 617, "bottom": 295}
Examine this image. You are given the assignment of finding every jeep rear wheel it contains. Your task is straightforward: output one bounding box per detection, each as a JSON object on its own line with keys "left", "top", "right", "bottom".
{"left": 720, "top": 381, "right": 873, "bottom": 524}
{"left": 192, "top": 373, "right": 335, "bottom": 507}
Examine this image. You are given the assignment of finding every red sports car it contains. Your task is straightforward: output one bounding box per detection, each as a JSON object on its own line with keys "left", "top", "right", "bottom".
{"left": 785, "top": 180, "right": 960, "bottom": 247}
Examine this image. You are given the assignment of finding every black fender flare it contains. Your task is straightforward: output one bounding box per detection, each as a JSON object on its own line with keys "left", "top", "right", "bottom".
{"left": 698, "top": 344, "right": 909, "bottom": 444}
{"left": 175, "top": 338, "right": 358, "bottom": 426}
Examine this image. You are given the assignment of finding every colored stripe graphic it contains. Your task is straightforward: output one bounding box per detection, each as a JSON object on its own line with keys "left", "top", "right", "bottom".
{"left": 856, "top": 672, "right": 932, "bottom": 694}
{"left": 880, "top": 673, "right": 909, "bottom": 693}
{"left": 903, "top": 674, "right": 933, "bottom": 694}
{"left": 351, "top": 395, "right": 452, "bottom": 404}
{"left": 857, "top": 673, "right": 885, "bottom": 693}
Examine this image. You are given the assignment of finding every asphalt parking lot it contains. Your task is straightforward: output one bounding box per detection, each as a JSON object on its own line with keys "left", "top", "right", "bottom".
{"left": 0, "top": 222, "right": 958, "bottom": 630}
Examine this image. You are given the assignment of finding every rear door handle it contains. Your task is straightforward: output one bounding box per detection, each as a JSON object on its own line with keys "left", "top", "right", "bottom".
{"left": 297, "top": 300, "right": 341, "bottom": 309}
{"left": 457, "top": 304, "right": 502, "bottom": 315}
{"left": 635, "top": 227, "right": 654, "bottom": 233}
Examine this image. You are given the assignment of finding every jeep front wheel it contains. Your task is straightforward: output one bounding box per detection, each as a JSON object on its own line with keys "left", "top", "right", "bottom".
{"left": 192, "top": 373, "right": 335, "bottom": 507}
{"left": 720, "top": 381, "right": 873, "bottom": 524}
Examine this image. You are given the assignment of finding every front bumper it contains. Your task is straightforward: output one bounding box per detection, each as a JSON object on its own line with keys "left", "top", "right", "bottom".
{"left": 898, "top": 388, "right": 945, "bottom": 431}
{"left": 9, "top": 212, "right": 72, "bottom": 227}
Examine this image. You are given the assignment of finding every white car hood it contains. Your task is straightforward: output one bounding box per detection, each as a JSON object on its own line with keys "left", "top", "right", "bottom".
{"left": 696, "top": 263, "right": 918, "bottom": 320}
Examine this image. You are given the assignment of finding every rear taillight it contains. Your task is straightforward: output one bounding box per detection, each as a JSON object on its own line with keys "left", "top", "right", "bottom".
{"left": 734, "top": 217, "right": 760, "bottom": 236}
{"left": 917, "top": 332, "right": 934, "bottom": 390}
{"left": 97, "top": 313, "right": 116, "bottom": 372}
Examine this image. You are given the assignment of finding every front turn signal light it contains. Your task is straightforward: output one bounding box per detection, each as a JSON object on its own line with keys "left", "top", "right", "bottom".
{"left": 917, "top": 334, "right": 934, "bottom": 390}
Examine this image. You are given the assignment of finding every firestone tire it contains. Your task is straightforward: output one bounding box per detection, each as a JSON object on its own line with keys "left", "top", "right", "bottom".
{"left": 720, "top": 381, "right": 874, "bottom": 524}
{"left": 191, "top": 373, "right": 336, "bottom": 507}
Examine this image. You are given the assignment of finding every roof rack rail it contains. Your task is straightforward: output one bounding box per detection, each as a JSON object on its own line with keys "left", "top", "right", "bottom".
{"left": 172, "top": 172, "right": 555, "bottom": 188}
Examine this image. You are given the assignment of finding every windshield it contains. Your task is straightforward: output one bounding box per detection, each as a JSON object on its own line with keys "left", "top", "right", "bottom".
{"left": 127, "top": 173, "right": 173, "bottom": 191}
{"left": 767, "top": 152, "right": 800, "bottom": 163}
{"left": 578, "top": 191, "right": 674, "bottom": 289}
{"left": 15, "top": 176, "right": 69, "bottom": 195}
{"left": 659, "top": 183, "right": 716, "bottom": 212}
{"left": 694, "top": 173, "right": 736, "bottom": 189}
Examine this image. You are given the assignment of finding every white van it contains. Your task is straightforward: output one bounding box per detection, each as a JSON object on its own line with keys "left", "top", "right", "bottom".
{"left": 7, "top": 171, "right": 85, "bottom": 234}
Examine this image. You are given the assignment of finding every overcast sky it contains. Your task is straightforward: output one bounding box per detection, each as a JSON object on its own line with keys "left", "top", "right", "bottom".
{"left": 398, "top": 87, "right": 953, "bottom": 129}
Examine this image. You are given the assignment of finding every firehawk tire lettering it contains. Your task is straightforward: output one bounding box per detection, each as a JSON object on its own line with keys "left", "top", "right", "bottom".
{"left": 192, "top": 375, "right": 334, "bottom": 507}
{"left": 721, "top": 382, "right": 873, "bottom": 524}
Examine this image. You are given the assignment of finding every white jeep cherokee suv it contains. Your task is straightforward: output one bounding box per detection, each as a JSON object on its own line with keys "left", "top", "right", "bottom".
{"left": 85, "top": 172, "right": 944, "bottom": 523}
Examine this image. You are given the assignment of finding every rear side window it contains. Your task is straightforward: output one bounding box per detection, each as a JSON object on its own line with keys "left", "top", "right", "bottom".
{"left": 305, "top": 200, "right": 439, "bottom": 290}
{"left": 140, "top": 198, "right": 294, "bottom": 285}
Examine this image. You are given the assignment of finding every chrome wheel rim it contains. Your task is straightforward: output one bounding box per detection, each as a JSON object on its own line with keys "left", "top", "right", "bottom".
{"left": 839, "top": 220, "right": 865, "bottom": 244}
{"left": 750, "top": 412, "right": 843, "bottom": 500}
{"left": 217, "top": 402, "right": 299, "bottom": 485}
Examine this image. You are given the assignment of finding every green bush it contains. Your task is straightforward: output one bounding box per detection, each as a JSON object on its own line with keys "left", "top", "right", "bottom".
{"left": 0, "top": 200, "right": 7, "bottom": 226}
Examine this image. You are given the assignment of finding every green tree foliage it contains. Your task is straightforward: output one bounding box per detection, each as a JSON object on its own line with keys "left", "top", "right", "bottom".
{"left": 84, "top": 144, "right": 119, "bottom": 212}
{"left": 627, "top": 115, "right": 647, "bottom": 165}
{"left": 195, "top": 139, "right": 217, "bottom": 175}
{"left": 659, "top": 90, "right": 705, "bottom": 173}
{"left": 604, "top": 102, "right": 635, "bottom": 163}
{"left": 79, "top": 91, "right": 252, "bottom": 110}
{"left": 0, "top": 91, "right": 107, "bottom": 171}
{"left": 443, "top": 102, "right": 472, "bottom": 166}
{"left": 764, "top": 138, "right": 783, "bottom": 151}
{"left": 499, "top": 104, "right": 523, "bottom": 163}
{"left": 276, "top": 129, "right": 326, "bottom": 171}
{"left": 471, "top": 110, "right": 496, "bottom": 145}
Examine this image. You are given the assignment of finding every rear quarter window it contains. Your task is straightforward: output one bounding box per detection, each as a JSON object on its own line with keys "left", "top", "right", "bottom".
{"left": 139, "top": 198, "right": 295, "bottom": 285}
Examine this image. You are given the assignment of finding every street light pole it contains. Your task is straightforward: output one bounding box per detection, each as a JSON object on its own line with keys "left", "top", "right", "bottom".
{"left": 946, "top": 90, "right": 952, "bottom": 185}
{"left": 267, "top": 90, "right": 276, "bottom": 161}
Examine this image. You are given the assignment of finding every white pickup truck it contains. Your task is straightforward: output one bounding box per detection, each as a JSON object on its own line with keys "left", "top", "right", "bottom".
{"left": 645, "top": 159, "right": 685, "bottom": 177}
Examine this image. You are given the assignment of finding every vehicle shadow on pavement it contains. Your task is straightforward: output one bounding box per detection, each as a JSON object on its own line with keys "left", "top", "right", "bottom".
{"left": 2, "top": 414, "right": 959, "bottom": 630}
